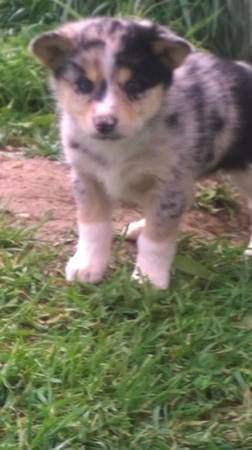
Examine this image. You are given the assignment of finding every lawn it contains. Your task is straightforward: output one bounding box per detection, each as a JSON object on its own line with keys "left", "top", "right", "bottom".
{"left": 1, "top": 1, "right": 252, "bottom": 449}
{"left": 0, "top": 218, "right": 252, "bottom": 449}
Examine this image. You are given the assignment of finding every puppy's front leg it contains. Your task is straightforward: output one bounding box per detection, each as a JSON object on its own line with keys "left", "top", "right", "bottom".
{"left": 132, "top": 184, "right": 191, "bottom": 289}
{"left": 66, "top": 174, "right": 112, "bottom": 284}
{"left": 132, "top": 220, "right": 179, "bottom": 289}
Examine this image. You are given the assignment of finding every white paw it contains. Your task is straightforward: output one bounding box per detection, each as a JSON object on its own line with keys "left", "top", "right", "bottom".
{"left": 124, "top": 218, "right": 145, "bottom": 241}
{"left": 131, "top": 264, "right": 169, "bottom": 289}
{"left": 244, "top": 247, "right": 252, "bottom": 257}
{"left": 65, "top": 253, "right": 108, "bottom": 284}
{"left": 66, "top": 222, "right": 112, "bottom": 284}
{"left": 131, "top": 234, "right": 176, "bottom": 289}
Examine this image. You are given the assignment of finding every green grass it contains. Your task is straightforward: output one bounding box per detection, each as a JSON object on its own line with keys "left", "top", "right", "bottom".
{"left": 0, "top": 0, "right": 248, "bottom": 57}
{"left": 0, "top": 28, "right": 59, "bottom": 158}
{"left": 1, "top": 215, "right": 252, "bottom": 449}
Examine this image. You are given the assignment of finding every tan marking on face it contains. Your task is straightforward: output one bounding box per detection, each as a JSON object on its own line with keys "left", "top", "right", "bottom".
{"left": 55, "top": 73, "right": 165, "bottom": 138}
{"left": 77, "top": 49, "right": 105, "bottom": 84}
{"left": 115, "top": 67, "right": 132, "bottom": 85}
{"left": 84, "top": 63, "right": 101, "bottom": 84}
{"left": 109, "top": 84, "right": 165, "bottom": 134}
{"left": 56, "top": 80, "right": 92, "bottom": 120}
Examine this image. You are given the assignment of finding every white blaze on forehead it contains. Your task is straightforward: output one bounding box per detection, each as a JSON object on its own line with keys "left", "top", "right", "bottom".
{"left": 102, "top": 37, "right": 120, "bottom": 80}
{"left": 93, "top": 39, "right": 119, "bottom": 116}
{"left": 95, "top": 90, "right": 117, "bottom": 116}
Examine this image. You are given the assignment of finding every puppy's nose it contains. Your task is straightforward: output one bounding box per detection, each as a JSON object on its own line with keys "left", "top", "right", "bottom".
{"left": 94, "top": 115, "right": 118, "bottom": 134}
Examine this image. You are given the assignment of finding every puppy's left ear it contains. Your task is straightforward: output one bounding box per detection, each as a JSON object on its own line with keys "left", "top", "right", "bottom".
{"left": 30, "top": 31, "right": 73, "bottom": 71}
{"left": 152, "top": 26, "right": 193, "bottom": 68}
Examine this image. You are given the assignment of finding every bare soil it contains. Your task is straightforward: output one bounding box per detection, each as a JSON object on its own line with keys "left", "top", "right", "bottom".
{"left": 0, "top": 151, "right": 250, "bottom": 249}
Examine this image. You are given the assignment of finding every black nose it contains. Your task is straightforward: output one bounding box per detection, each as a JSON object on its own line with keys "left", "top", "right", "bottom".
{"left": 94, "top": 115, "right": 118, "bottom": 134}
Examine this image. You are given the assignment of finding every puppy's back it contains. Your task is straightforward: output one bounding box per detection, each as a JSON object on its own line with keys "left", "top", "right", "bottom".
{"left": 169, "top": 52, "right": 252, "bottom": 175}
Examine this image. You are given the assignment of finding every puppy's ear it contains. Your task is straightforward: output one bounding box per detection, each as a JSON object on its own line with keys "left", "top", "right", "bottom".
{"left": 30, "top": 32, "right": 73, "bottom": 70}
{"left": 152, "top": 27, "right": 193, "bottom": 68}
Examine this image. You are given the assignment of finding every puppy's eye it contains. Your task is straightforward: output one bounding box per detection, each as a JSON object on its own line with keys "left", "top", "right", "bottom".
{"left": 76, "top": 76, "right": 94, "bottom": 94}
{"left": 124, "top": 78, "right": 144, "bottom": 100}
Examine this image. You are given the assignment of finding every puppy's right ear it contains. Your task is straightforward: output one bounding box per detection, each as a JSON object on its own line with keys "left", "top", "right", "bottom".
{"left": 152, "top": 27, "right": 193, "bottom": 69}
{"left": 30, "top": 32, "right": 73, "bottom": 70}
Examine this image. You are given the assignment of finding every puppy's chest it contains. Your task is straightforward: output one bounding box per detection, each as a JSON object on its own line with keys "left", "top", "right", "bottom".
{"left": 97, "top": 162, "right": 131, "bottom": 199}
{"left": 96, "top": 157, "right": 156, "bottom": 201}
{"left": 75, "top": 147, "right": 157, "bottom": 202}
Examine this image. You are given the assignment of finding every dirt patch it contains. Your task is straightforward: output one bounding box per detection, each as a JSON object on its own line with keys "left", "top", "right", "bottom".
{"left": 0, "top": 154, "right": 142, "bottom": 244}
{"left": 0, "top": 153, "right": 250, "bottom": 247}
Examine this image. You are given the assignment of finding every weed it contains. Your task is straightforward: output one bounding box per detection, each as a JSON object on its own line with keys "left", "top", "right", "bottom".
{"left": 195, "top": 179, "right": 239, "bottom": 215}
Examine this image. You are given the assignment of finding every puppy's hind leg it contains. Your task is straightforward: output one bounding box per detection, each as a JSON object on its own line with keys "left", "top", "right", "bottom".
{"left": 231, "top": 168, "right": 252, "bottom": 256}
{"left": 124, "top": 218, "right": 145, "bottom": 241}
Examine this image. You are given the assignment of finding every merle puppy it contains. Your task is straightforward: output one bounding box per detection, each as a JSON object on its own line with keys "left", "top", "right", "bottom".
{"left": 31, "top": 17, "right": 252, "bottom": 288}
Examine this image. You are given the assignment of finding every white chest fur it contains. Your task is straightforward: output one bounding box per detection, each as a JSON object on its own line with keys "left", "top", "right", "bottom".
{"left": 61, "top": 113, "right": 178, "bottom": 203}
{"left": 62, "top": 119, "right": 159, "bottom": 201}
{"left": 70, "top": 139, "right": 150, "bottom": 201}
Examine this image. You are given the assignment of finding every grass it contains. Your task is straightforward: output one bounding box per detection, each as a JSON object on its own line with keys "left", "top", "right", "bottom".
{"left": 195, "top": 180, "right": 239, "bottom": 216}
{"left": 1, "top": 215, "right": 252, "bottom": 449}
{"left": 0, "top": 27, "right": 59, "bottom": 158}
{"left": 0, "top": 0, "right": 248, "bottom": 57}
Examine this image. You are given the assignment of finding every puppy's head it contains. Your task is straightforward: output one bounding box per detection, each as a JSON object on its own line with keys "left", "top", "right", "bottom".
{"left": 31, "top": 18, "right": 192, "bottom": 140}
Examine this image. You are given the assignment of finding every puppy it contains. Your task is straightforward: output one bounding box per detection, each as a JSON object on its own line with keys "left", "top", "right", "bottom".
{"left": 31, "top": 17, "right": 252, "bottom": 289}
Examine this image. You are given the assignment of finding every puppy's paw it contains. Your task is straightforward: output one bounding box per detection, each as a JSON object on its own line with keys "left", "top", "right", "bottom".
{"left": 66, "top": 222, "right": 112, "bottom": 284}
{"left": 132, "top": 234, "right": 176, "bottom": 289}
{"left": 124, "top": 218, "right": 145, "bottom": 241}
{"left": 65, "top": 253, "right": 108, "bottom": 284}
{"left": 131, "top": 264, "right": 169, "bottom": 289}
{"left": 244, "top": 246, "right": 252, "bottom": 257}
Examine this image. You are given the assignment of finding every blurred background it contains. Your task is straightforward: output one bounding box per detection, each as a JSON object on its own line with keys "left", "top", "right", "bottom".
{"left": 0, "top": 0, "right": 251, "bottom": 157}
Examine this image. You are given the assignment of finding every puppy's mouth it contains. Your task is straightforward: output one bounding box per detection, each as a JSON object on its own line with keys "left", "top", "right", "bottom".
{"left": 91, "top": 133, "right": 125, "bottom": 141}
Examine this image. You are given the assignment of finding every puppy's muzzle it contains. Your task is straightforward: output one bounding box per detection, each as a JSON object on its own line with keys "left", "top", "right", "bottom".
{"left": 93, "top": 115, "right": 118, "bottom": 135}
